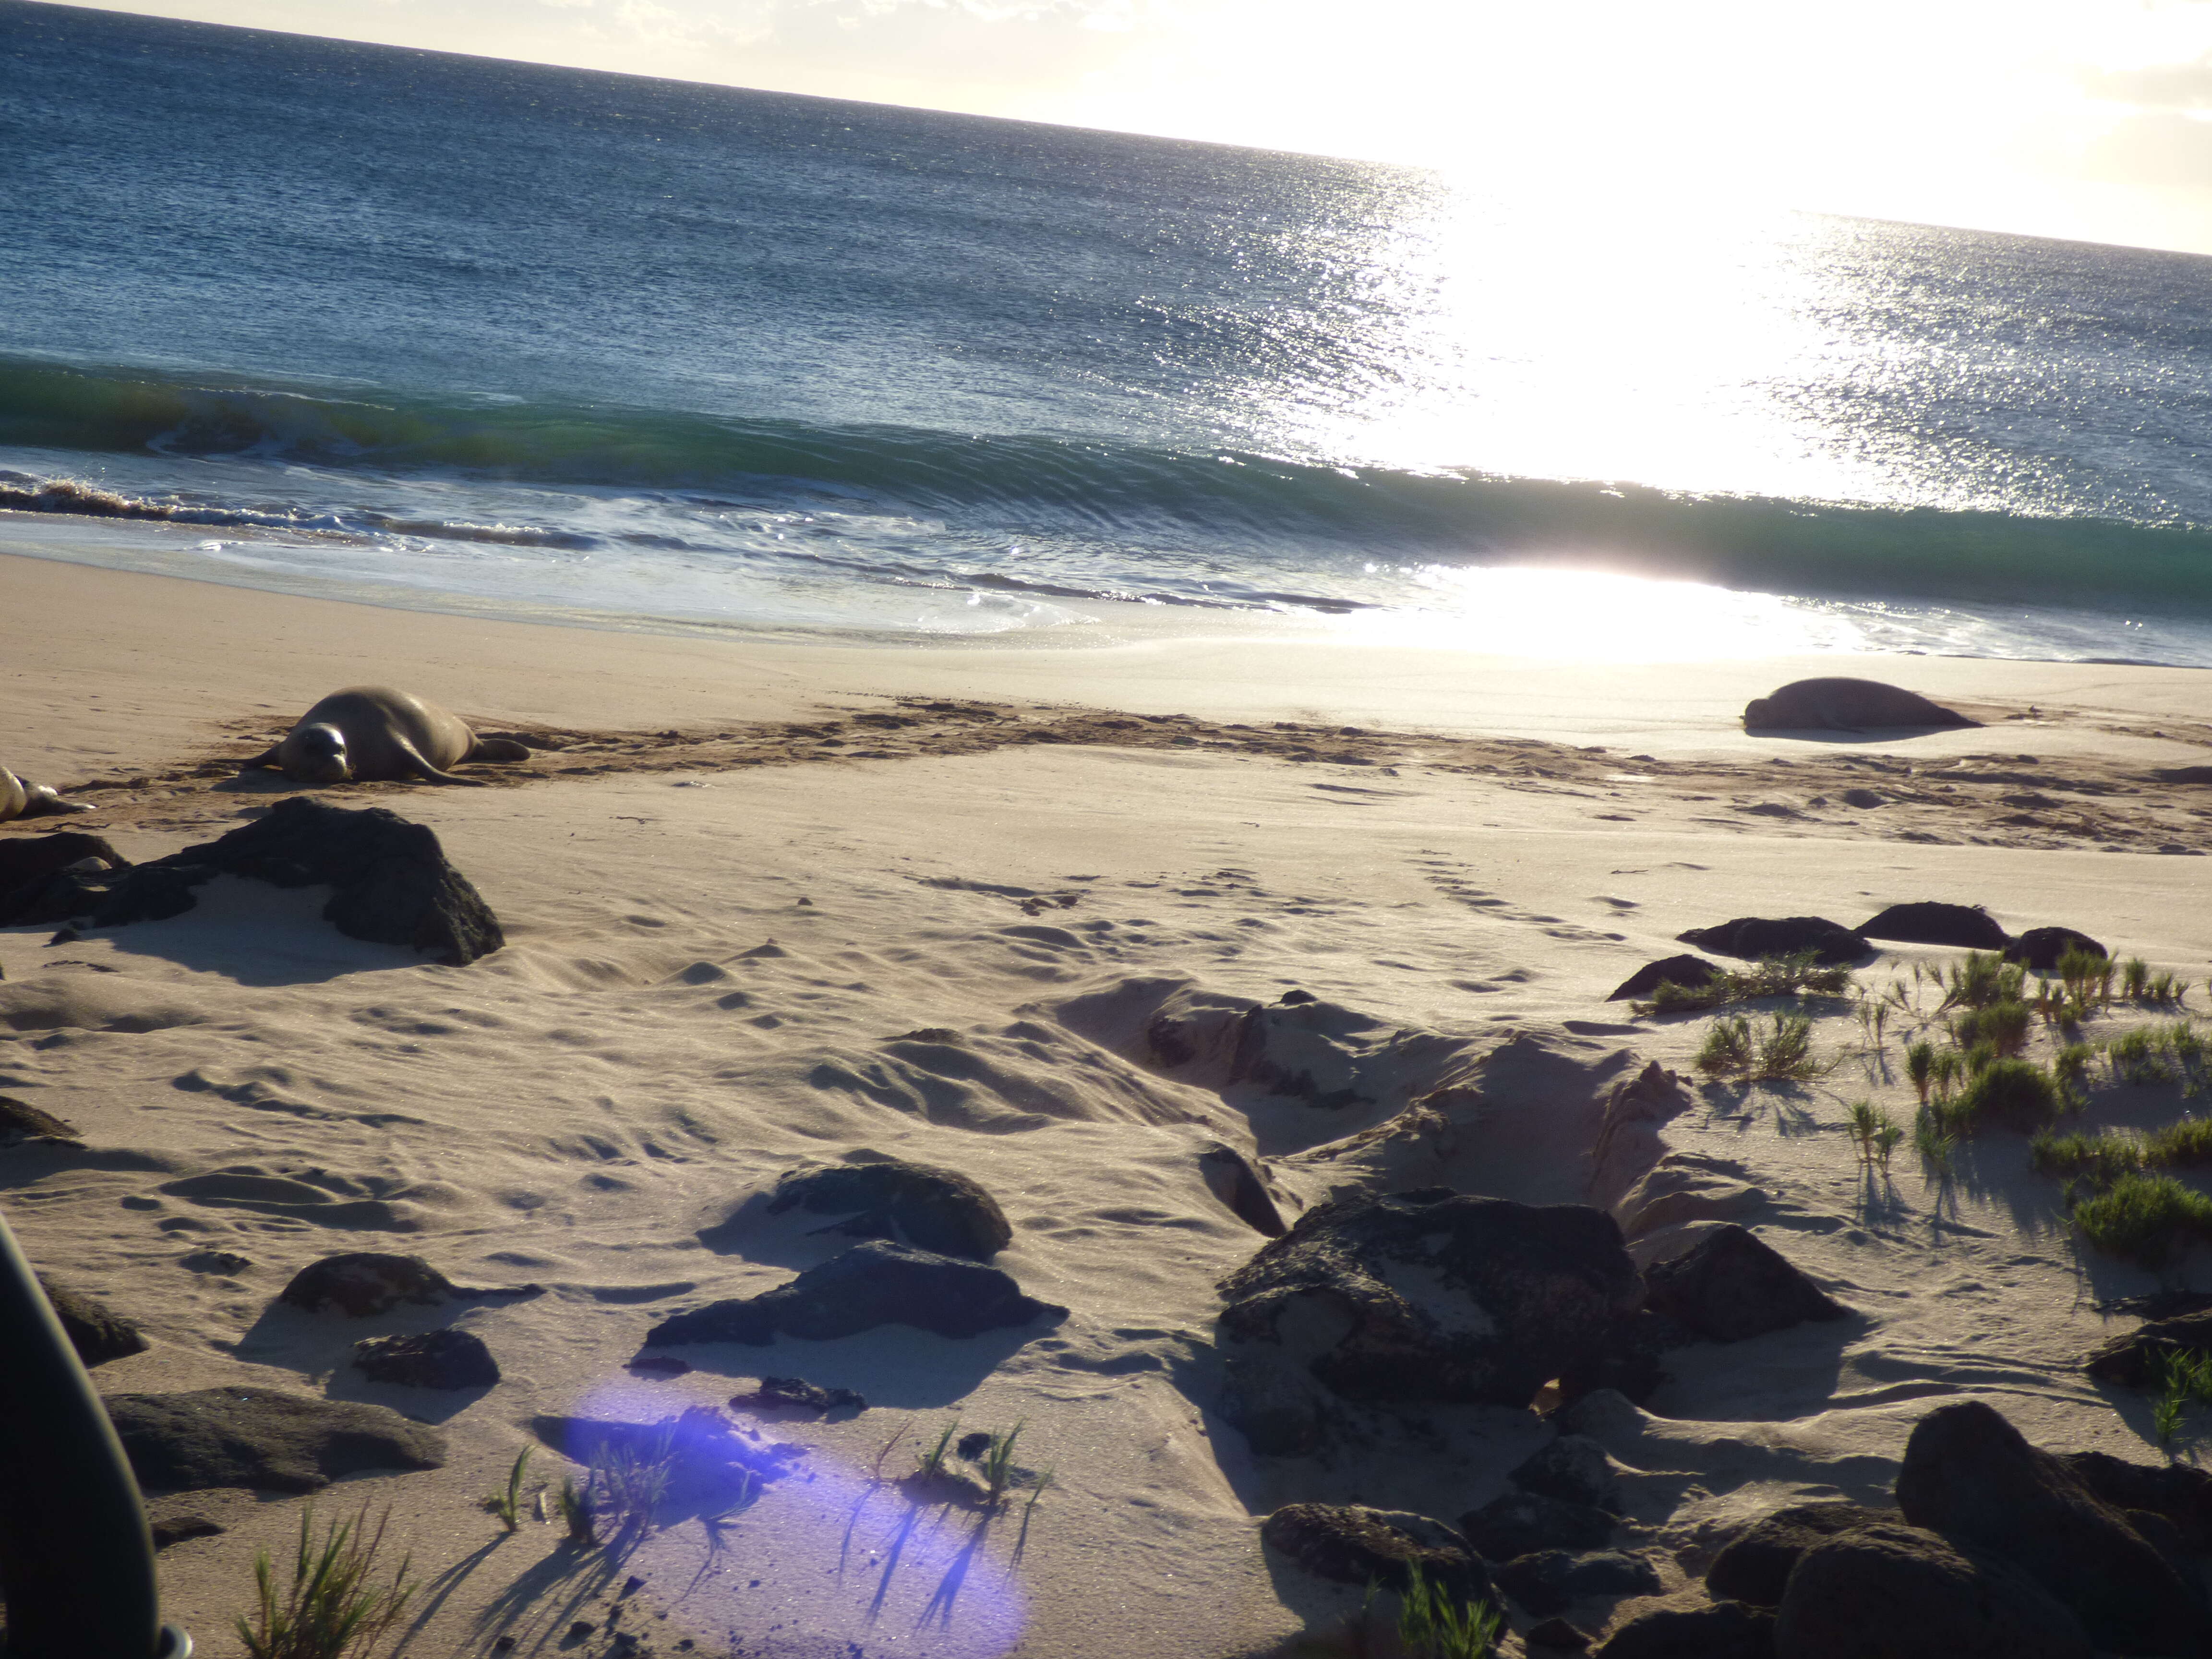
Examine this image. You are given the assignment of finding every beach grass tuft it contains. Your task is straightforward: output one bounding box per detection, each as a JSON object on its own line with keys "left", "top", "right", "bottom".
{"left": 481, "top": 1446, "right": 531, "bottom": 1534}
{"left": 236, "top": 1503, "right": 413, "bottom": 1659}
{"left": 2070, "top": 1172, "right": 2212, "bottom": 1268}
{"left": 1637, "top": 951, "right": 1851, "bottom": 1016}
{"left": 1390, "top": 1563, "right": 1504, "bottom": 1659}
{"left": 1948, "top": 1057, "right": 2066, "bottom": 1130}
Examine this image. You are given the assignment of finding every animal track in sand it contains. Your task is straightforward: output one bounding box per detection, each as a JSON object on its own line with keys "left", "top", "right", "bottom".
{"left": 1414, "top": 857, "right": 1621, "bottom": 943}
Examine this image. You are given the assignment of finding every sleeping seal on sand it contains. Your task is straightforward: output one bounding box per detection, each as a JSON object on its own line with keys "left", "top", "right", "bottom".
{"left": 0, "top": 766, "right": 93, "bottom": 821}
{"left": 1743, "top": 677, "right": 1977, "bottom": 732}
{"left": 240, "top": 687, "right": 531, "bottom": 787}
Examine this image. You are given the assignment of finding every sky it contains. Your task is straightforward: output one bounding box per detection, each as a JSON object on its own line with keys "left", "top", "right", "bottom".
{"left": 43, "top": 0, "right": 2212, "bottom": 254}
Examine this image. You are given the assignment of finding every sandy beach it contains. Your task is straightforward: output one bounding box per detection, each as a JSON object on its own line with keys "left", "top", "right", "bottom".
{"left": 12, "top": 528, "right": 2212, "bottom": 1659}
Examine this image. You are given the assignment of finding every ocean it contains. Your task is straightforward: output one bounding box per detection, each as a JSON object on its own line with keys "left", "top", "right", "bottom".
{"left": 10, "top": 0, "right": 2212, "bottom": 663}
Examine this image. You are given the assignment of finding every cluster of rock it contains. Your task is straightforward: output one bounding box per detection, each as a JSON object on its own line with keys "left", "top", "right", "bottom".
{"left": 0, "top": 799, "right": 504, "bottom": 964}
{"left": 1214, "top": 1189, "right": 1844, "bottom": 1458}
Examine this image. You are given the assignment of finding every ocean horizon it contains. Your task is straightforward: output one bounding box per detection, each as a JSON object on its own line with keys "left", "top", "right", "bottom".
{"left": 10, "top": 0, "right": 2212, "bottom": 663}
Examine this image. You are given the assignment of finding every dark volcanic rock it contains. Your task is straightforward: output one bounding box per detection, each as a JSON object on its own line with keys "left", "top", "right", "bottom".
{"left": 646, "top": 1240, "right": 1065, "bottom": 1345}
{"left": 1772, "top": 1521, "right": 2093, "bottom": 1659}
{"left": 277, "top": 1251, "right": 540, "bottom": 1316}
{"left": 731, "top": 1376, "right": 867, "bottom": 1414}
{"left": 146, "top": 1507, "right": 227, "bottom": 1550}
{"left": 1527, "top": 1617, "right": 1592, "bottom": 1651}
{"left": 0, "top": 1093, "right": 83, "bottom": 1148}
{"left": 1607, "top": 955, "right": 1722, "bottom": 1002}
{"left": 1896, "top": 1399, "right": 2211, "bottom": 1656}
{"left": 18, "top": 797, "right": 503, "bottom": 964}
{"left": 1216, "top": 1190, "right": 1643, "bottom": 1455}
{"left": 1706, "top": 1501, "right": 1896, "bottom": 1608}
{"left": 1198, "top": 1142, "right": 1288, "bottom": 1237}
{"left": 1673, "top": 917, "right": 1869, "bottom": 966}
{"left": 1459, "top": 1491, "right": 1618, "bottom": 1560}
{"left": 352, "top": 1327, "right": 499, "bottom": 1389}
{"left": 1857, "top": 902, "right": 2010, "bottom": 950}
{"left": 0, "top": 830, "right": 129, "bottom": 926}
{"left": 1642, "top": 1225, "right": 1848, "bottom": 1343}
{"left": 2083, "top": 1309, "right": 2212, "bottom": 1387}
{"left": 2062, "top": 1450, "right": 2212, "bottom": 1551}
{"left": 1510, "top": 1434, "right": 1622, "bottom": 1513}
{"left": 2004, "top": 926, "right": 2108, "bottom": 970}
{"left": 763, "top": 1154, "right": 1012, "bottom": 1261}
{"left": 39, "top": 1275, "right": 147, "bottom": 1366}
{"left": 1497, "top": 1550, "right": 1663, "bottom": 1618}
{"left": 1593, "top": 1599, "right": 1775, "bottom": 1659}
{"left": 105, "top": 1387, "right": 445, "bottom": 1493}
{"left": 1261, "top": 1503, "right": 1493, "bottom": 1605}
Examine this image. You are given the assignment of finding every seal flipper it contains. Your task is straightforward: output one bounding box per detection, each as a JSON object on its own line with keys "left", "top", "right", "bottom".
{"left": 392, "top": 737, "right": 486, "bottom": 787}
{"left": 466, "top": 737, "right": 533, "bottom": 764}
{"left": 239, "top": 745, "right": 284, "bottom": 772}
{"left": 19, "top": 782, "right": 94, "bottom": 817}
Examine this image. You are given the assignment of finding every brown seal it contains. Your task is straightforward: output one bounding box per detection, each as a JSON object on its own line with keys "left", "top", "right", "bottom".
{"left": 0, "top": 765, "right": 93, "bottom": 821}
{"left": 240, "top": 687, "right": 531, "bottom": 787}
{"left": 1743, "top": 677, "right": 1977, "bottom": 732}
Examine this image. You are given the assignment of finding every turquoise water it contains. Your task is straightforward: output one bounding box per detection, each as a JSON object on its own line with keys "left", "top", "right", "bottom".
{"left": 10, "top": 0, "right": 2212, "bottom": 660}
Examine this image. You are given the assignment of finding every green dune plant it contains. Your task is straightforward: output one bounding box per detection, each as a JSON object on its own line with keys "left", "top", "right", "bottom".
{"left": 2152, "top": 1347, "right": 2212, "bottom": 1446}
{"left": 1947, "top": 1057, "right": 2066, "bottom": 1131}
{"left": 1950, "top": 1000, "right": 2032, "bottom": 1059}
{"left": 2070, "top": 1173, "right": 2212, "bottom": 1269}
{"left": 915, "top": 1419, "right": 962, "bottom": 1483}
{"left": 1906, "top": 1039, "right": 1937, "bottom": 1105}
{"left": 2059, "top": 947, "right": 2115, "bottom": 1017}
{"left": 1912, "top": 1102, "right": 1958, "bottom": 1175}
{"left": 1637, "top": 951, "right": 1851, "bottom": 1016}
{"left": 1845, "top": 1100, "right": 1902, "bottom": 1171}
{"left": 236, "top": 1504, "right": 413, "bottom": 1659}
{"left": 1386, "top": 1564, "right": 1506, "bottom": 1659}
{"left": 481, "top": 1447, "right": 532, "bottom": 1533}
{"left": 1939, "top": 951, "right": 2025, "bottom": 1013}
{"left": 980, "top": 1421, "right": 1028, "bottom": 1508}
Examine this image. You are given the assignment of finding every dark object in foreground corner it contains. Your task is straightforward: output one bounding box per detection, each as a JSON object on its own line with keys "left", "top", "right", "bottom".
{"left": 0, "top": 796, "right": 504, "bottom": 965}
{"left": 1674, "top": 916, "right": 1870, "bottom": 965}
{"left": 0, "top": 1204, "right": 189, "bottom": 1658}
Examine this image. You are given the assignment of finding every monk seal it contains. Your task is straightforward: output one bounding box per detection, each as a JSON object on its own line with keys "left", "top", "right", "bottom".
{"left": 240, "top": 687, "right": 531, "bottom": 787}
{"left": 1743, "top": 677, "right": 1977, "bottom": 732}
{"left": 0, "top": 765, "right": 92, "bottom": 821}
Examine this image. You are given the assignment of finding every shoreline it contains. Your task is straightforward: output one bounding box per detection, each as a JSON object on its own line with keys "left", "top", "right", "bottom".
{"left": 9, "top": 546, "right": 2212, "bottom": 1655}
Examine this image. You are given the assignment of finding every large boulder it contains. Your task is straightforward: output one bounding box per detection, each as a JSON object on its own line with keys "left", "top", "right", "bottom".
{"left": 1495, "top": 1550, "right": 1662, "bottom": 1618}
{"left": 762, "top": 1155, "right": 1011, "bottom": 1260}
{"left": 1215, "top": 1190, "right": 1644, "bottom": 1454}
{"left": 1510, "top": 1434, "right": 1622, "bottom": 1513}
{"left": 1772, "top": 1521, "right": 2092, "bottom": 1659}
{"left": 646, "top": 1241, "right": 1065, "bottom": 1345}
{"left": 1673, "top": 917, "right": 1869, "bottom": 966}
{"left": 1607, "top": 956, "right": 1722, "bottom": 1003}
{"left": 2005, "top": 926, "right": 2107, "bottom": 970}
{"left": 19, "top": 797, "right": 503, "bottom": 964}
{"left": 1895, "top": 1400, "right": 2212, "bottom": 1656}
{"left": 1642, "top": 1226, "right": 1847, "bottom": 1343}
{"left": 105, "top": 1387, "right": 445, "bottom": 1493}
{"left": 277, "top": 1251, "right": 540, "bottom": 1317}
{"left": 1741, "top": 677, "right": 1975, "bottom": 732}
{"left": 1260, "top": 1503, "right": 1493, "bottom": 1605}
{"left": 1594, "top": 1599, "right": 1775, "bottom": 1659}
{"left": 352, "top": 1328, "right": 499, "bottom": 1389}
{"left": 1460, "top": 1491, "right": 1618, "bottom": 1560}
{"left": 0, "top": 830, "right": 128, "bottom": 925}
{"left": 1705, "top": 1502, "right": 1895, "bottom": 1608}
{"left": 39, "top": 1276, "right": 147, "bottom": 1366}
{"left": 1857, "top": 902, "right": 2010, "bottom": 950}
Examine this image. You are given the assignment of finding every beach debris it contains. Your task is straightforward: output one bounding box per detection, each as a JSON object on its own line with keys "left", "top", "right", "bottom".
{"left": 1197, "top": 1141, "right": 1288, "bottom": 1236}
{"left": 1260, "top": 1503, "right": 1493, "bottom": 1605}
{"left": 0, "top": 1093, "right": 84, "bottom": 1149}
{"left": 178, "top": 1249, "right": 252, "bottom": 1275}
{"left": 1857, "top": 901, "right": 2010, "bottom": 949}
{"left": 1742, "top": 676, "right": 1978, "bottom": 732}
{"left": 1674, "top": 915, "right": 1869, "bottom": 965}
{"left": 1215, "top": 1190, "right": 1643, "bottom": 1455}
{"left": 352, "top": 1327, "right": 500, "bottom": 1389}
{"left": 2005, "top": 925, "right": 2109, "bottom": 969}
{"left": 1459, "top": 1491, "right": 1617, "bottom": 1561}
{"left": 729, "top": 1375, "right": 866, "bottom": 1414}
{"left": 1839, "top": 787, "right": 1886, "bottom": 808}
{"left": 1606, "top": 954, "right": 1721, "bottom": 1002}
{"left": 760, "top": 1152, "right": 1012, "bottom": 1260}
{"left": 644, "top": 1239, "right": 1066, "bottom": 1345}
{"left": 1496, "top": 1550, "right": 1664, "bottom": 1619}
{"left": 1772, "top": 1522, "right": 2092, "bottom": 1659}
{"left": 531, "top": 1405, "right": 804, "bottom": 1506}
{"left": 1896, "top": 1400, "right": 2211, "bottom": 1656}
{"left": 277, "top": 1250, "right": 541, "bottom": 1316}
{"left": 105, "top": 1386, "right": 445, "bottom": 1493}
{"left": 8, "top": 796, "right": 505, "bottom": 964}
{"left": 1509, "top": 1434, "right": 1623, "bottom": 1514}
{"left": 1704, "top": 1502, "right": 1897, "bottom": 1608}
{"left": 1641, "top": 1226, "right": 1847, "bottom": 1343}
{"left": 37, "top": 1275, "right": 146, "bottom": 1366}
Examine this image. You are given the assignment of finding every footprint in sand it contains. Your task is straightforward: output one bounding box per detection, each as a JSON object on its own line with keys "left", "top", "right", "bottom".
{"left": 1414, "top": 858, "right": 1622, "bottom": 943}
